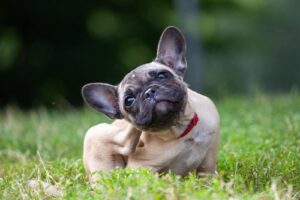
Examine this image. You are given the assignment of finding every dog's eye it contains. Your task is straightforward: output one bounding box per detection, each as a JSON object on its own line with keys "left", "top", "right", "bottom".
{"left": 124, "top": 96, "right": 135, "bottom": 107}
{"left": 157, "top": 71, "right": 168, "bottom": 79}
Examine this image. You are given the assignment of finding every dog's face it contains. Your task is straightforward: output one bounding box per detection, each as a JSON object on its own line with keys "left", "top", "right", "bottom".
{"left": 117, "top": 62, "right": 187, "bottom": 130}
{"left": 82, "top": 26, "right": 188, "bottom": 131}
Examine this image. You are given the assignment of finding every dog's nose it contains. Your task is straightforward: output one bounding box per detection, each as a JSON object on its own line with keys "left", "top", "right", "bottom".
{"left": 145, "top": 88, "right": 156, "bottom": 100}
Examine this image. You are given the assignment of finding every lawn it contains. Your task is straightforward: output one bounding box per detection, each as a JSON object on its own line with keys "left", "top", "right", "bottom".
{"left": 0, "top": 94, "right": 299, "bottom": 199}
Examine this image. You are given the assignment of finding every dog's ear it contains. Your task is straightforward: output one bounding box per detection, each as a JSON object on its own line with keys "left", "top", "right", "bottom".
{"left": 155, "top": 26, "right": 187, "bottom": 76}
{"left": 82, "top": 83, "right": 123, "bottom": 119}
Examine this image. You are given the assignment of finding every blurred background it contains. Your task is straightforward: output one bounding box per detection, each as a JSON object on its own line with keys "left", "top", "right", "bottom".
{"left": 0, "top": 0, "right": 299, "bottom": 108}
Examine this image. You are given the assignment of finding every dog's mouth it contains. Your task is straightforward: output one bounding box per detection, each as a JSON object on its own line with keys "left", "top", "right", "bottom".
{"left": 134, "top": 92, "right": 186, "bottom": 131}
{"left": 155, "top": 100, "right": 178, "bottom": 114}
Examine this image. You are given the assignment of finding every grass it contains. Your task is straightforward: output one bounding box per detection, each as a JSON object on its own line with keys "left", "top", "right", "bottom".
{"left": 0, "top": 94, "right": 299, "bottom": 199}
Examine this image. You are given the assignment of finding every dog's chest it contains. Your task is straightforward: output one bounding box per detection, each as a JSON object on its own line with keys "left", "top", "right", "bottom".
{"left": 127, "top": 131, "right": 213, "bottom": 175}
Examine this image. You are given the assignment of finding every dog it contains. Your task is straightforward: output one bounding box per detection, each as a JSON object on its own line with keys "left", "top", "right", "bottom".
{"left": 82, "top": 26, "right": 220, "bottom": 184}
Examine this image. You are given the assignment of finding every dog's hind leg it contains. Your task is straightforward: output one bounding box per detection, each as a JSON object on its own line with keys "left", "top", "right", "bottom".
{"left": 83, "top": 123, "right": 141, "bottom": 185}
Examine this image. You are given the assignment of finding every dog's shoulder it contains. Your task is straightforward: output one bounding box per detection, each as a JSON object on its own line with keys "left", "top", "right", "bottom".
{"left": 187, "top": 89, "right": 220, "bottom": 132}
{"left": 187, "top": 89, "right": 218, "bottom": 114}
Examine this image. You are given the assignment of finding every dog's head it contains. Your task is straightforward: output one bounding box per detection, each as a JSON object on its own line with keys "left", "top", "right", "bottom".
{"left": 82, "top": 26, "right": 188, "bottom": 131}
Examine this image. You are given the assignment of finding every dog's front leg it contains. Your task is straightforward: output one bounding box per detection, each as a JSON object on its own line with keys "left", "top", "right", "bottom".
{"left": 197, "top": 131, "right": 219, "bottom": 177}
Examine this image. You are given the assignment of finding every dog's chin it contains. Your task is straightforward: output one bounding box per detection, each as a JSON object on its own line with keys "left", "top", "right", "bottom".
{"left": 134, "top": 100, "right": 182, "bottom": 131}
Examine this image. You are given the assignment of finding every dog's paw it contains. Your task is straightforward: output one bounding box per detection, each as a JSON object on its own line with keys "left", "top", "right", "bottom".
{"left": 28, "top": 179, "right": 63, "bottom": 197}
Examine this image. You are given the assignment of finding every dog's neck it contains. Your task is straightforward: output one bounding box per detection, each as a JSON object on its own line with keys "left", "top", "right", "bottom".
{"left": 145, "top": 97, "right": 196, "bottom": 141}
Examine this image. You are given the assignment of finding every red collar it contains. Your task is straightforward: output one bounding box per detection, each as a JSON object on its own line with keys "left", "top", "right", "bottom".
{"left": 177, "top": 113, "right": 199, "bottom": 139}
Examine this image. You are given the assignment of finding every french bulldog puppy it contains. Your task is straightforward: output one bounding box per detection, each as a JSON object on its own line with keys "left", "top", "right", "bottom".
{"left": 82, "top": 26, "right": 220, "bottom": 184}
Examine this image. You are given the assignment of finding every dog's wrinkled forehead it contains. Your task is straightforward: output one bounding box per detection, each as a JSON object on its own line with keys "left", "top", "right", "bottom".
{"left": 119, "top": 62, "right": 179, "bottom": 88}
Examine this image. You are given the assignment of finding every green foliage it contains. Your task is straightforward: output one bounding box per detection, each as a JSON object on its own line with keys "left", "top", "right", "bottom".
{"left": 0, "top": 94, "right": 299, "bottom": 199}
{"left": 0, "top": 30, "right": 20, "bottom": 71}
{"left": 0, "top": 0, "right": 300, "bottom": 107}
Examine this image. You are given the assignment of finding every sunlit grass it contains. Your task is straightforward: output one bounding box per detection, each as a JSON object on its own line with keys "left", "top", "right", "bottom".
{"left": 0, "top": 94, "right": 299, "bottom": 199}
